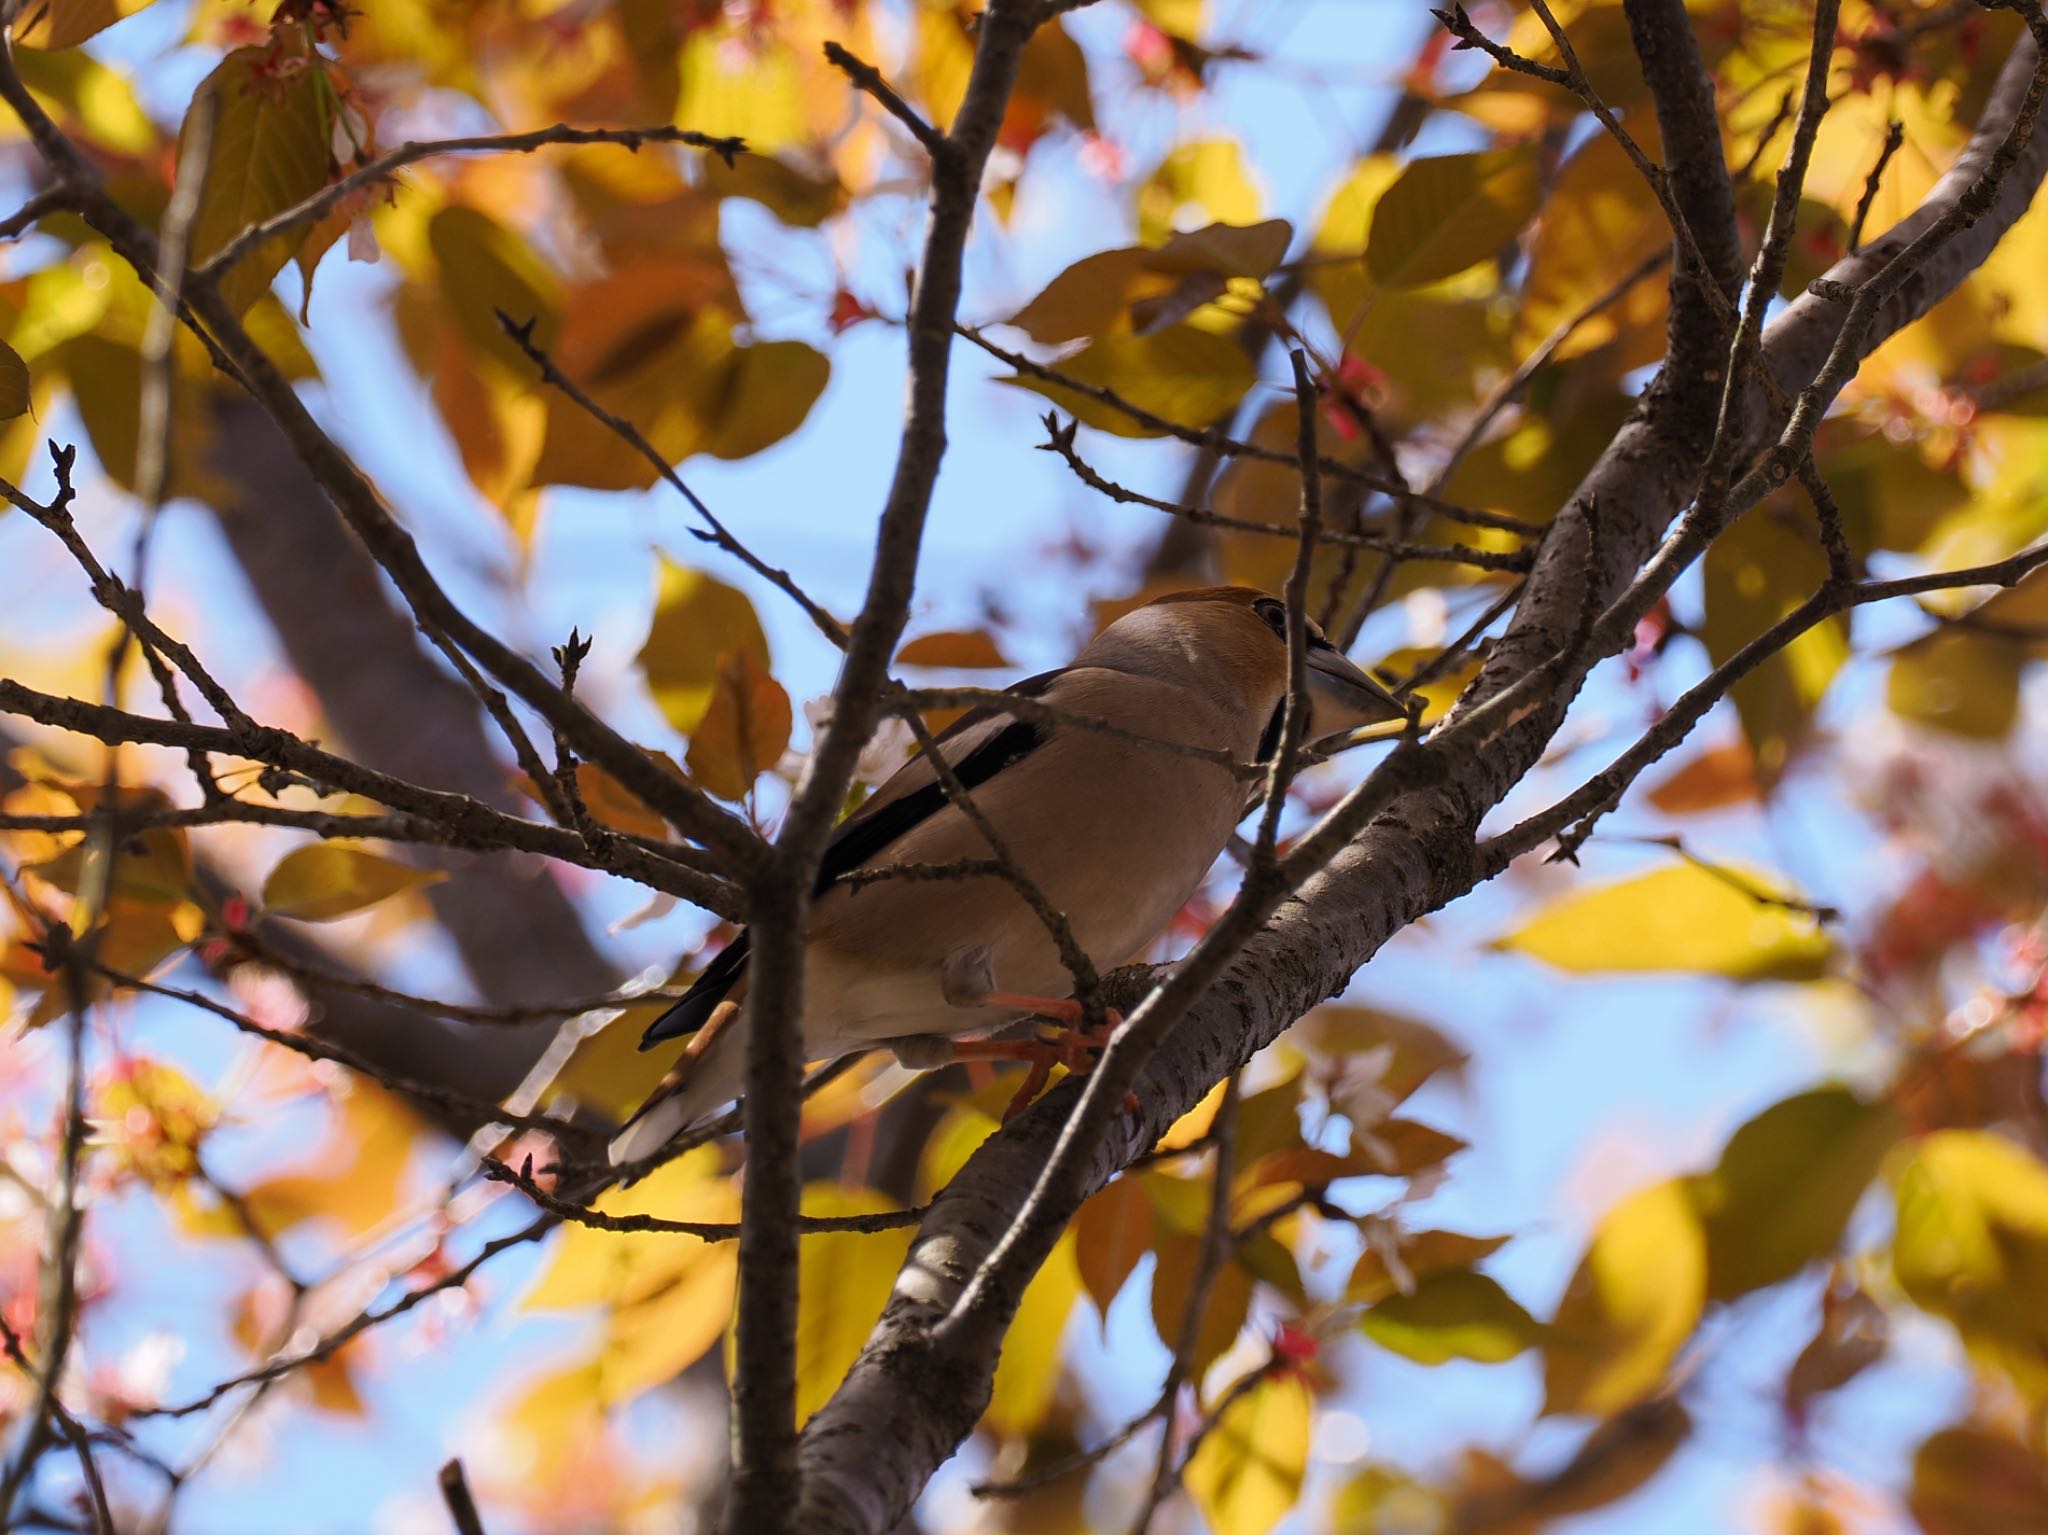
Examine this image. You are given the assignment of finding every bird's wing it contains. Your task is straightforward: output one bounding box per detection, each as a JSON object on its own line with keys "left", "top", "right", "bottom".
{"left": 635, "top": 669, "right": 1064, "bottom": 1049}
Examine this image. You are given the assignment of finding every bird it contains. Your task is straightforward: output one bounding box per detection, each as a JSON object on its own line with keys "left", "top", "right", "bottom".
{"left": 608, "top": 586, "right": 1408, "bottom": 1165}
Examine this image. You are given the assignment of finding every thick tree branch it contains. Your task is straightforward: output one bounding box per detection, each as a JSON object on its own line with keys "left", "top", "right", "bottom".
{"left": 788, "top": 30, "right": 2048, "bottom": 1532}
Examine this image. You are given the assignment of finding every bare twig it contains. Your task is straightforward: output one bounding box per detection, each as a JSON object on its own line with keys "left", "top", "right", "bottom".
{"left": 823, "top": 41, "right": 946, "bottom": 157}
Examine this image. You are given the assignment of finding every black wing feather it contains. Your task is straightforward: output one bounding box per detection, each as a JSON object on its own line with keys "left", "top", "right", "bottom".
{"left": 636, "top": 672, "right": 1060, "bottom": 1049}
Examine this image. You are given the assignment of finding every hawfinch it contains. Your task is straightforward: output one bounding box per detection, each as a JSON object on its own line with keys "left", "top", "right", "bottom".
{"left": 609, "top": 586, "right": 1405, "bottom": 1164}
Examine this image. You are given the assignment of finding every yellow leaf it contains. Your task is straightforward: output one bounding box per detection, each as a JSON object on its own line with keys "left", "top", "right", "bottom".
{"left": 1138, "top": 139, "right": 1260, "bottom": 246}
{"left": 234, "top": 1082, "right": 420, "bottom": 1239}
{"left": 984, "top": 1234, "right": 1081, "bottom": 1437}
{"left": 781, "top": 1184, "right": 915, "bottom": 1424}
{"left": 1366, "top": 148, "right": 1540, "bottom": 289}
{"left": 546, "top": 992, "right": 692, "bottom": 1122}
{"left": 1001, "top": 324, "right": 1255, "bottom": 438}
{"left": 1694, "top": 1087, "right": 1900, "bottom": 1301}
{"left": 897, "top": 630, "right": 1010, "bottom": 669}
{"left": 94, "top": 1058, "right": 216, "bottom": 1187}
{"left": 1150, "top": 1230, "right": 1251, "bottom": 1373}
{"left": 0, "top": 341, "right": 27, "bottom": 420}
{"left": 686, "top": 649, "right": 793, "bottom": 801}
{"left": 1544, "top": 1179, "right": 1705, "bottom": 1416}
{"left": 526, "top": 1147, "right": 740, "bottom": 1402}
{"left": 699, "top": 338, "right": 829, "bottom": 460}
{"left": 1495, "top": 861, "right": 1833, "bottom": 982}
{"left": 1517, "top": 131, "right": 1667, "bottom": 365}
{"left": 260, "top": 842, "right": 444, "bottom": 922}
{"left": 427, "top": 204, "right": 563, "bottom": 370}
{"left": 1360, "top": 1269, "right": 1543, "bottom": 1365}
{"left": 1892, "top": 1131, "right": 2048, "bottom": 1395}
{"left": 638, "top": 557, "right": 770, "bottom": 734}
{"left": 13, "top": 0, "right": 157, "bottom": 50}
{"left": 1184, "top": 1371, "right": 1311, "bottom": 1535}
{"left": 1703, "top": 508, "right": 1849, "bottom": 783}
{"left": 183, "top": 41, "right": 333, "bottom": 317}
{"left": 1889, "top": 629, "right": 2025, "bottom": 739}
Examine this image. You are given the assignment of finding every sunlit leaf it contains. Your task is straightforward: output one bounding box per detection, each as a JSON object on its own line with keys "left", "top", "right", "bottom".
{"left": 686, "top": 649, "right": 792, "bottom": 801}
{"left": 1184, "top": 1370, "right": 1311, "bottom": 1535}
{"left": 1645, "top": 739, "right": 1759, "bottom": 816}
{"left": 1149, "top": 1230, "right": 1251, "bottom": 1372}
{"left": 1702, "top": 507, "right": 1849, "bottom": 783}
{"left": 13, "top": 0, "right": 157, "bottom": 51}
{"left": 897, "top": 629, "right": 1010, "bottom": 669}
{"left": 1360, "top": 1269, "right": 1544, "bottom": 1365}
{"left": 638, "top": 557, "right": 770, "bottom": 734}
{"left": 1366, "top": 148, "right": 1540, "bottom": 289}
{"left": 1693, "top": 1086, "right": 1900, "bottom": 1301}
{"left": 260, "top": 842, "right": 444, "bottom": 921}
{"left": 1002, "top": 324, "right": 1256, "bottom": 438}
{"left": 1892, "top": 1130, "right": 2048, "bottom": 1394}
{"left": 1346, "top": 1230, "right": 1510, "bottom": 1306}
{"left": 1138, "top": 139, "right": 1261, "bottom": 245}
{"left": 183, "top": 41, "right": 333, "bottom": 317}
{"left": 985, "top": 1233, "right": 1080, "bottom": 1437}
{"left": 1495, "top": 861, "right": 1833, "bottom": 982}
{"left": 1544, "top": 1179, "right": 1705, "bottom": 1415}
{"left": 785, "top": 1184, "right": 916, "bottom": 1424}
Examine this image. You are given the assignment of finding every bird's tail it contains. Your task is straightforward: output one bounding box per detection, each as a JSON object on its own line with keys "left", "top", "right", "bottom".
{"left": 607, "top": 1000, "right": 746, "bottom": 1166}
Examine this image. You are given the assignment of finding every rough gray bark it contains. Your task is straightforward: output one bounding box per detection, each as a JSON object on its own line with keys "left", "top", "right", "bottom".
{"left": 791, "top": 32, "right": 2048, "bottom": 1534}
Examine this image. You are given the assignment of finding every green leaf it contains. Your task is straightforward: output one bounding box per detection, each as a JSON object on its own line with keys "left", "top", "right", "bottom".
{"left": 1544, "top": 1179, "right": 1705, "bottom": 1415}
{"left": 1495, "top": 861, "right": 1833, "bottom": 982}
{"left": 183, "top": 43, "right": 334, "bottom": 317}
{"left": 0, "top": 341, "right": 29, "bottom": 420}
{"left": 1694, "top": 1086, "right": 1901, "bottom": 1301}
{"left": 260, "top": 843, "right": 445, "bottom": 921}
{"left": 1000, "top": 324, "right": 1256, "bottom": 437}
{"left": 1366, "top": 148, "right": 1541, "bottom": 289}
{"left": 637, "top": 557, "right": 770, "bottom": 734}
{"left": 1184, "top": 1371, "right": 1311, "bottom": 1535}
{"left": 1360, "top": 1269, "right": 1543, "bottom": 1364}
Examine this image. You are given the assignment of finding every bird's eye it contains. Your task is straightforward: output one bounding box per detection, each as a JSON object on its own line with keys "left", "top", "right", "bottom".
{"left": 1252, "top": 598, "right": 1288, "bottom": 635}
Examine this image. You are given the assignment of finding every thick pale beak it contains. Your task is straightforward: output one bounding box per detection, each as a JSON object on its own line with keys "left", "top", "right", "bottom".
{"left": 1306, "top": 646, "right": 1408, "bottom": 738}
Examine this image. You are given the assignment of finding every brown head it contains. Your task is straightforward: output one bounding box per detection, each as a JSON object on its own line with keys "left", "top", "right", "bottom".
{"left": 1080, "top": 586, "right": 1408, "bottom": 750}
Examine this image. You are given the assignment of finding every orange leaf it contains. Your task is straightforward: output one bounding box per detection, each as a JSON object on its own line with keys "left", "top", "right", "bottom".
{"left": 687, "top": 650, "right": 793, "bottom": 800}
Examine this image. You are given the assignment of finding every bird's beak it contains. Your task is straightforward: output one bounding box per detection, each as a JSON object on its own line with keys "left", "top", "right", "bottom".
{"left": 1305, "top": 646, "right": 1408, "bottom": 738}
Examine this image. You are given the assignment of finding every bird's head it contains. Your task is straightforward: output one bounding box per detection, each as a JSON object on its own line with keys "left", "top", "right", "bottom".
{"left": 1085, "top": 586, "right": 1410, "bottom": 750}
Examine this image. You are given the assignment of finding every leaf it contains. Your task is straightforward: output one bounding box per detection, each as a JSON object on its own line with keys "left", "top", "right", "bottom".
{"left": 1183, "top": 1371, "right": 1311, "bottom": 1535}
{"left": 699, "top": 338, "right": 830, "bottom": 460}
{"left": 1150, "top": 1232, "right": 1252, "bottom": 1373}
{"left": 1366, "top": 148, "right": 1541, "bottom": 289}
{"left": 1889, "top": 629, "right": 2025, "bottom": 739}
{"left": 686, "top": 649, "right": 792, "bottom": 801}
{"left": 230, "top": 1083, "right": 419, "bottom": 1240}
{"left": 0, "top": 341, "right": 28, "bottom": 420}
{"left": 1516, "top": 131, "right": 1668, "bottom": 367}
{"left": 1909, "top": 1425, "right": 2048, "bottom": 1535}
{"left": 1288, "top": 1004, "right": 1468, "bottom": 1104}
{"left": 260, "top": 842, "right": 444, "bottom": 921}
{"left": 897, "top": 629, "right": 1010, "bottom": 669}
{"left": 1147, "top": 218, "right": 1293, "bottom": 279}
{"left": 984, "top": 1234, "right": 1081, "bottom": 1437}
{"left": 638, "top": 557, "right": 770, "bottom": 734}
{"left": 1495, "top": 861, "right": 1833, "bottom": 982}
{"left": 785, "top": 1184, "right": 916, "bottom": 1424}
{"left": 1002, "top": 324, "right": 1256, "bottom": 438}
{"left": 1702, "top": 508, "right": 1849, "bottom": 783}
{"left": 1007, "top": 249, "right": 1152, "bottom": 344}
{"left": 1646, "top": 739, "right": 1760, "bottom": 816}
{"left": 526, "top": 1147, "right": 740, "bottom": 1402}
{"left": 12, "top": 0, "right": 157, "bottom": 50}
{"left": 1360, "top": 1269, "right": 1544, "bottom": 1365}
{"left": 183, "top": 42, "right": 334, "bottom": 317}
{"left": 1892, "top": 1130, "right": 2048, "bottom": 1394}
{"left": 1693, "top": 1086, "right": 1901, "bottom": 1301}
{"left": 1138, "top": 139, "right": 1261, "bottom": 245}
{"left": 1346, "top": 1230, "right": 1511, "bottom": 1306}
{"left": 1544, "top": 1179, "right": 1705, "bottom": 1416}
{"left": 1073, "top": 1174, "right": 1155, "bottom": 1318}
